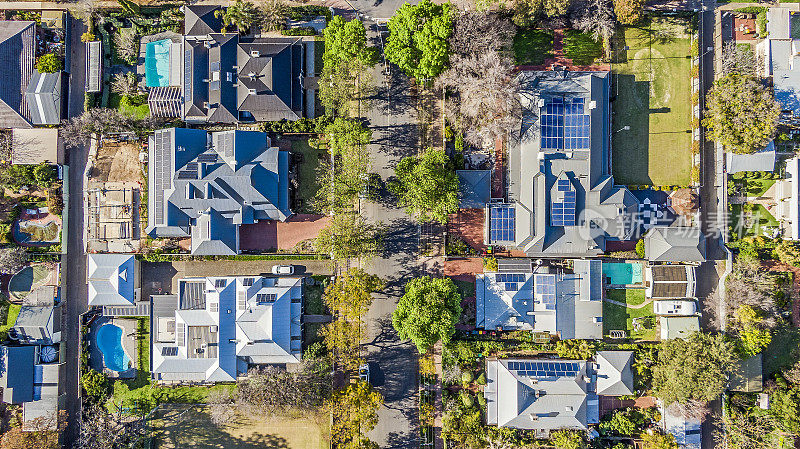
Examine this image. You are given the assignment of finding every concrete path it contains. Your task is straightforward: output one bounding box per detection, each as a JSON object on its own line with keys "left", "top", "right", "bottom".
{"left": 603, "top": 297, "right": 654, "bottom": 309}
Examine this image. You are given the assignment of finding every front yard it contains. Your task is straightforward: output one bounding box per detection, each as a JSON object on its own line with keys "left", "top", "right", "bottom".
{"left": 729, "top": 203, "right": 780, "bottom": 239}
{"left": 290, "top": 139, "right": 324, "bottom": 214}
{"left": 611, "top": 17, "right": 694, "bottom": 186}
{"left": 513, "top": 29, "right": 553, "bottom": 66}
{"left": 603, "top": 289, "right": 658, "bottom": 341}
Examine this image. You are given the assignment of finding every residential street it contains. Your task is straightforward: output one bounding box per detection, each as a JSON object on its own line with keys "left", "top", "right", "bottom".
{"left": 359, "top": 22, "right": 423, "bottom": 449}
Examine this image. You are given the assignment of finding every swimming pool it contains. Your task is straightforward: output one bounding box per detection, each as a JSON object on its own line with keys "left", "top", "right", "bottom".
{"left": 603, "top": 262, "right": 643, "bottom": 285}
{"left": 96, "top": 324, "right": 130, "bottom": 372}
{"left": 145, "top": 39, "right": 171, "bottom": 87}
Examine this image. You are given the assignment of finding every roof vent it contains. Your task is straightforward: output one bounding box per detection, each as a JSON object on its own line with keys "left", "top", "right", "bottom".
{"left": 203, "top": 40, "right": 211, "bottom": 49}
{"left": 529, "top": 414, "right": 539, "bottom": 421}
{"left": 565, "top": 405, "right": 573, "bottom": 412}
{"left": 248, "top": 88, "right": 256, "bottom": 95}
{"left": 250, "top": 50, "right": 260, "bottom": 57}
{"left": 589, "top": 100, "right": 597, "bottom": 109}
{"left": 177, "top": 145, "right": 186, "bottom": 152}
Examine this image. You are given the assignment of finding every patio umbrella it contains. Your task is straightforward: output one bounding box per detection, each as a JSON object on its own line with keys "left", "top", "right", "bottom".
{"left": 668, "top": 188, "right": 699, "bottom": 216}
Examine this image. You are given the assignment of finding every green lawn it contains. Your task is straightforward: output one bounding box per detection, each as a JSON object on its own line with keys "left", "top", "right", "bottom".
{"left": 305, "top": 275, "right": 329, "bottom": 315}
{"left": 611, "top": 19, "right": 694, "bottom": 186}
{"left": 108, "top": 93, "right": 150, "bottom": 119}
{"left": 563, "top": 30, "right": 603, "bottom": 66}
{"left": 0, "top": 300, "right": 20, "bottom": 339}
{"left": 603, "top": 289, "right": 657, "bottom": 341}
{"left": 763, "top": 326, "right": 800, "bottom": 376}
{"left": 513, "top": 29, "right": 554, "bottom": 66}
{"left": 729, "top": 172, "right": 776, "bottom": 197}
{"left": 729, "top": 204, "right": 779, "bottom": 239}
{"left": 291, "top": 139, "right": 323, "bottom": 213}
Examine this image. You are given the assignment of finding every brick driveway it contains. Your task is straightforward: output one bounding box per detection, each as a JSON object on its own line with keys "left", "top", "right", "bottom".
{"left": 239, "top": 214, "right": 331, "bottom": 252}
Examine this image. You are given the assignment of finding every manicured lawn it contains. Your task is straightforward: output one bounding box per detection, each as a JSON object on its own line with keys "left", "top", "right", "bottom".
{"left": 108, "top": 380, "right": 236, "bottom": 415}
{"left": 729, "top": 204, "right": 779, "bottom": 239}
{"left": 291, "top": 139, "right": 323, "bottom": 214}
{"left": 611, "top": 19, "right": 693, "bottom": 186}
{"left": 603, "top": 289, "right": 657, "bottom": 341}
{"left": 513, "top": 29, "right": 554, "bottom": 66}
{"left": 108, "top": 93, "right": 150, "bottom": 119}
{"left": 0, "top": 300, "right": 20, "bottom": 339}
{"left": 563, "top": 30, "right": 603, "bottom": 66}
{"left": 150, "top": 404, "right": 329, "bottom": 449}
{"left": 729, "top": 172, "right": 776, "bottom": 197}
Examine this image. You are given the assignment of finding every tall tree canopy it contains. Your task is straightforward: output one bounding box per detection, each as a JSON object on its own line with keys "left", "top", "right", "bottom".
{"left": 329, "top": 381, "right": 383, "bottom": 449}
{"left": 385, "top": 0, "right": 453, "bottom": 80}
{"left": 324, "top": 268, "right": 384, "bottom": 320}
{"left": 392, "top": 276, "right": 462, "bottom": 353}
{"left": 315, "top": 213, "right": 383, "bottom": 260}
{"left": 323, "top": 16, "right": 376, "bottom": 68}
{"left": 703, "top": 73, "right": 781, "bottom": 154}
{"left": 652, "top": 332, "right": 738, "bottom": 404}
{"left": 613, "top": 0, "right": 646, "bottom": 25}
{"left": 389, "top": 148, "right": 459, "bottom": 224}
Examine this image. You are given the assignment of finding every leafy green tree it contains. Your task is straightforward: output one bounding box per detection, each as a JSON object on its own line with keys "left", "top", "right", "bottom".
{"left": 613, "top": 0, "right": 646, "bottom": 25}
{"left": 555, "top": 339, "right": 597, "bottom": 359}
{"left": 315, "top": 213, "right": 383, "bottom": 260}
{"left": 635, "top": 239, "right": 645, "bottom": 258}
{"left": 385, "top": 0, "right": 453, "bottom": 80}
{"left": 768, "top": 385, "right": 800, "bottom": 433}
{"left": 323, "top": 16, "right": 376, "bottom": 68}
{"left": 81, "top": 369, "right": 109, "bottom": 402}
{"left": 324, "top": 268, "right": 384, "bottom": 320}
{"left": 641, "top": 432, "right": 678, "bottom": 449}
{"left": 216, "top": 0, "right": 261, "bottom": 33}
{"left": 389, "top": 148, "right": 458, "bottom": 224}
{"left": 734, "top": 305, "right": 772, "bottom": 356}
{"left": 703, "top": 73, "right": 780, "bottom": 154}
{"left": 320, "top": 17, "right": 375, "bottom": 117}
{"left": 328, "top": 381, "right": 383, "bottom": 448}
{"left": 314, "top": 118, "right": 372, "bottom": 212}
{"left": 442, "top": 405, "right": 484, "bottom": 448}
{"left": 652, "top": 332, "right": 738, "bottom": 404}
{"left": 599, "top": 409, "right": 639, "bottom": 435}
{"left": 550, "top": 430, "right": 587, "bottom": 449}
{"left": 392, "top": 276, "right": 462, "bottom": 353}
{"left": 35, "top": 53, "right": 63, "bottom": 73}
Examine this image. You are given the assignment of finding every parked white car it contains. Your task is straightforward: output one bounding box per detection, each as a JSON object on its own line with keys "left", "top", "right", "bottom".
{"left": 271, "top": 265, "right": 294, "bottom": 275}
{"left": 653, "top": 299, "right": 697, "bottom": 316}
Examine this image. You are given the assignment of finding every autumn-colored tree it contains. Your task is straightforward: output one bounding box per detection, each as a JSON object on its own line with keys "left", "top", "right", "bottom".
{"left": 329, "top": 381, "right": 383, "bottom": 448}
{"left": 613, "top": 0, "right": 646, "bottom": 25}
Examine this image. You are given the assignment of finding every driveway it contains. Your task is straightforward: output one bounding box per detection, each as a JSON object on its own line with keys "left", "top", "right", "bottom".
{"left": 358, "top": 22, "right": 425, "bottom": 449}
{"left": 66, "top": 14, "right": 87, "bottom": 119}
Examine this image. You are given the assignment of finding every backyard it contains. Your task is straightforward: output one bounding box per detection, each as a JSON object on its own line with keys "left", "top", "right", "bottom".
{"left": 149, "top": 404, "right": 329, "bottom": 449}
{"left": 603, "top": 289, "right": 658, "bottom": 341}
{"left": 729, "top": 203, "right": 780, "bottom": 239}
{"left": 611, "top": 17, "right": 694, "bottom": 186}
{"left": 0, "top": 300, "right": 20, "bottom": 339}
{"left": 108, "top": 93, "right": 150, "bottom": 119}
{"left": 728, "top": 171, "right": 777, "bottom": 197}
{"left": 513, "top": 29, "right": 553, "bottom": 66}
{"left": 291, "top": 139, "right": 324, "bottom": 214}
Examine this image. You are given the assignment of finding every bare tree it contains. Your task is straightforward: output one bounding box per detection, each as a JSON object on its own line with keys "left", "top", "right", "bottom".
{"left": 572, "top": 0, "right": 615, "bottom": 52}
{"left": 61, "top": 109, "right": 158, "bottom": 148}
{"left": 235, "top": 365, "right": 330, "bottom": 417}
{"left": 207, "top": 388, "right": 236, "bottom": 425}
{"left": 113, "top": 29, "right": 138, "bottom": 65}
{"left": 0, "top": 247, "right": 28, "bottom": 275}
{"left": 667, "top": 399, "right": 711, "bottom": 421}
{"left": 713, "top": 412, "right": 778, "bottom": 449}
{"left": 110, "top": 72, "right": 139, "bottom": 97}
{"left": 77, "top": 405, "right": 147, "bottom": 449}
{"left": 449, "top": 10, "right": 515, "bottom": 56}
{"left": 721, "top": 41, "right": 763, "bottom": 76}
{"left": 782, "top": 359, "right": 800, "bottom": 385}
{"left": 0, "top": 131, "right": 11, "bottom": 162}
{"left": 257, "top": 0, "right": 287, "bottom": 32}
{"left": 74, "top": 0, "right": 100, "bottom": 22}
{"left": 725, "top": 257, "right": 784, "bottom": 328}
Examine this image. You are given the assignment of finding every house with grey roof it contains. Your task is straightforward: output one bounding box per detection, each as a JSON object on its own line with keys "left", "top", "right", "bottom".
{"left": 484, "top": 351, "right": 633, "bottom": 435}
{"left": 0, "top": 21, "right": 36, "bottom": 129}
{"left": 148, "top": 5, "right": 309, "bottom": 123}
{"left": 10, "top": 302, "right": 61, "bottom": 345}
{"left": 726, "top": 141, "right": 776, "bottom": 174}
{"left": 87, "top": 254, "right": 147, "bottom": 316}
{"left": 760, "top": 8, "right": 800, "bottom": 122}
{"left": 643, "top": 226, "right": 706, "bottom": 262}
{"left": 491, "top": 71, "right": 639, "bottom": 257}
{"left": 151, "top": 275, "right": 303, "bottom": 382}
{"left": 476, "top": 259, "right": 603, "bottom": 339}
{"left": 0, "top": 345, "right": 64, "bottom": 430}
{"left": 661, "top": 316, "right": 700, "bottom": 340}
{"left": 146, "top": 128, "right": 292, "bottom": 255}
{"left": 457, "top": 170, "right": 491, "bottom": 209}
{"left": 24, "top": 70, "right": 63, "bottom": 125}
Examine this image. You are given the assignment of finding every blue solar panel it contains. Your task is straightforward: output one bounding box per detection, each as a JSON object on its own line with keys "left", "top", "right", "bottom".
{"left": 490, "top": 204, "right": 515, "bottom": 242}
{"left": 541, "top": 97, "right": 590, "bottom": 150}
{"left": 551, "top": 177, "right": 577, "bottom": 227}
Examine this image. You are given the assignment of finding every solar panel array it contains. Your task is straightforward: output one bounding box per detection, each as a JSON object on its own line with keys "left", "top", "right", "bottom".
{"left": 540, "top": 97, "right": 590, "bottom": 151}
{"left": 551, "top": 179, "right": 577, "bottom": 227}
{"left": 184, "top": 48, "right": 193, "bottom": 104}
{"left": 496, "top": 273, "right": 526, "bottom": 292}
{"left": 507, "top": 360, "right": 580, "bottom": 378}
{"left": 87, "top": 41, "right": 101, "bottom": 92}
{"left": 197, "top": 153, "right": 218, "bottom": 163}
{"left": 490, "top": 204, "right": 515, "bottom": 243}
{"left": 535, "top": 274, "right": 556, "bottom": 310}
{"left": 152, "top": 131, "right": 173, "bottom": 225}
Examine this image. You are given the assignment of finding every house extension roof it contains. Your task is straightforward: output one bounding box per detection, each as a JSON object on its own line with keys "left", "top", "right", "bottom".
{"left": 87, "top": 254, "right": 136, "bottom": 306}
{"left": 0, "top": 345, "right": 35, "bottom": 403}
{"left": 185, "top": 5, "right": 223, "bottom": 36}
{"left": 457, "top": 170, "right": 491, "bottom": 209}
{"left": 595, "top": 351, "right": 634, "bottom": 396}
{"left": 12, "top": 128, "right": 63, "bottom": 165}
{"left": 25, "top": 70, "right": 62, "bottom": 125}
{"left": 726, "top": 142, "right": 776, "bottom": 174}
{"left": 0, "top": 21, "right": 35, "bottom": 128}
{"left": 644, "top": 226, "right": 706, "bottom": 262}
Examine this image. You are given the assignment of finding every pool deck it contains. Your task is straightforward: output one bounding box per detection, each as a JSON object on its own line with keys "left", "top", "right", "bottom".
{"left": 89, "top": 317, "right": 138, "bottom": 379}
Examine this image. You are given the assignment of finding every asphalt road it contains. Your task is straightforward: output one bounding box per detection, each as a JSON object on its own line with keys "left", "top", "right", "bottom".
{"left": 63, "top": 13, "right": 89, "bottom": 448}
{"left": 359, "top": 22, "right": 423, "bottom": 449}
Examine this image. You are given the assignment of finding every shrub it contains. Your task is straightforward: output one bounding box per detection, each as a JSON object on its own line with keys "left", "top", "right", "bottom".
{"left": 81, "top": 31, "right": 96, "bottom": 42}
{"left": 476, "top": 372, "right": 486, "bottom": 385}
{"left": 476, "top": 394, "right": 486, "bottom": 408}
{"left": 47, "top": 188, "right": 63, "bottom": 215}
{"left": 483, "top": 257, "right": 498, "bottom": 272}
{"left": 281, "top": 26, "right": 317, "bottom": 36}
{"left": 461, "top": 371, "right": 474, "bottom": 385}
{"left": 81, "top": 369, "right": 109, "bottom": 402}
{"left": 459, "top": 390, "right": 474, "bottom": 408}
{"left": 35, "top": 53, "right": 63, "bottom": 73}
{"left": 635, "top": 239, "right": 645, "bottom": 259}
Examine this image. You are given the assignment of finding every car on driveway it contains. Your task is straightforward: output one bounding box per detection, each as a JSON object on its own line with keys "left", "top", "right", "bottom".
{"left": 271, "top": 265, "right": 294, "bottom": 275}
{"left": 359, "top": 363, "right": 370, "bottom": 383}
{"left": 654, "top": 299, "right": 697, "bottom": 316}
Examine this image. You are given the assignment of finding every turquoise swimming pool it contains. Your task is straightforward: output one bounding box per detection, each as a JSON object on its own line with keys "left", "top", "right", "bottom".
{"left": 603, "top": 262, "right": 643, "bottom": 285}
{"left": 145, "top": 39, "right": 171, "bottom": 87}
{"left": 96, "top": 323, "right": 130, "bottom": 372}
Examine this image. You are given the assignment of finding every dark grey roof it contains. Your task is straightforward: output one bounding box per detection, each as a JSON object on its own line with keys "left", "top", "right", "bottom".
{"left": 457, "top": 170, "right": 491, "bottom": 208}
{"left": 507, "top": 71, "right": 639, "bottom": 257}
{"left": 185, "top": 5, "right": 222, "bottom": 36}
{"left": 12, "top": 305, "right": 55, "bottom": 344}
{"left": 0, "top": 21, "right": 35, "bottom": 128}
{"left": 25, "top": 70, "right": 62, "bottom": 125}
{"left": 0, "top": 345, "right": 35, "bottom": 403}
{"left": 644, "top": 226, "right": 706, "bottom": 262}
{"left": 651, "top": 265, "right": 688, "bottom": 282}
